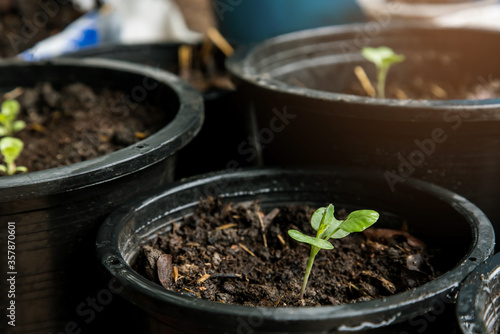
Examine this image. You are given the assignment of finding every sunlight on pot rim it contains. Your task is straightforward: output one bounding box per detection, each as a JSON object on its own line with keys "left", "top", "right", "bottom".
{"left": 357, "top": 0, "right": 498, "bottom": 19}
{"left": 96, "top": 168, "right": 495, "bottom": 329}
{"left": 227, "top": 23, "right": 500, "bottom": 111}
{"left": 0, "top": 58, "right": 204, "bottom": 200}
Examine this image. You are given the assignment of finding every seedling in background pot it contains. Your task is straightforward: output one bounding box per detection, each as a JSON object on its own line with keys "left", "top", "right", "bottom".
{"left": 288, "top": 204, "right": 379, "bottom": 298}
{"left": 361, "top": 46, "right": 405, "bottom": 99}
{"left": 0, "top": 137, "right": 27, "bottom": 175}
{"left": 0, "top": 99, "right": 25, "bottom": 137}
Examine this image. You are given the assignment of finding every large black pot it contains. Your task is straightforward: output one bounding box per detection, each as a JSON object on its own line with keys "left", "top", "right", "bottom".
{"left": 0, "top": 58, "right": 203, "bottom": 333}
{"left": 227, "top": 24, "right": 500, "bottom": 240}
{"left": 96, "top": 168, "right": 494, "bottom": 333}
{"left": 456, "top": 253, "right": 500, "bottom": 334}
{"left": 64, "top": 43, "right": 249, "bottom": 178}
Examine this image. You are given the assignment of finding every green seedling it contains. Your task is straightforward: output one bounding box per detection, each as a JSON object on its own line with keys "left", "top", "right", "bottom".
{"left": 0, "top": 137, "right": 27, "bottom": 175}
{"left": 0, "top": 99, "right": 25, "bottom": 137}
{"left": 288, "top": 204, "right": 379, "bottom": 298}
{"left": 361, "top": 46, "right": 405, "bottom": 99}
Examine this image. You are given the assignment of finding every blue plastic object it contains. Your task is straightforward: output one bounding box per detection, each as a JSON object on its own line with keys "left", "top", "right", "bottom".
{"left": 214, "top": 0, "right": 366, "bottom": 45}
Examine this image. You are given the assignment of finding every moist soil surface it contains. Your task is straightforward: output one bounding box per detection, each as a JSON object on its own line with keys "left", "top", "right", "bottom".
{"left": 136, "top": 197, "right": 438, "bottom": 307}
{"left": 0, "top": 0, "right": 83, "bottom": 57}
{"left": 5, "top": 82, "right": 168, "bottom": 173}
{"left": 348, "top": 74, "right": 500, "bottom": 100}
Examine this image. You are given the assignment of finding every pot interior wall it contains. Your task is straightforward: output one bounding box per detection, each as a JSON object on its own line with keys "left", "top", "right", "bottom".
{"left": 252, "top": 28, "right": 500, "bottom": 96}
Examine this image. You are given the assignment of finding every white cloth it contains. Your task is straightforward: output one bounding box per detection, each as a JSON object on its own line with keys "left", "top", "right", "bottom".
{"left": 105, "top": 0, "right": 202, "bottom": 44}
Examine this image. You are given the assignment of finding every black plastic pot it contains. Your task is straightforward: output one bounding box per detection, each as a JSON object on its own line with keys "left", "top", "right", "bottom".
{"left": 0, "top": 58, "right": 203, "bottom": 333}
{"left": 456, "top": 253, "right": 500, "bottom": 333}
{"left": 227, "top": 24, "right": 500, "bottom": 241}
{"left": 96, "top": 168, "right": 494, "bottom": 334}
{"left": 64, "top": 43, "right": 249, "bottom": 178}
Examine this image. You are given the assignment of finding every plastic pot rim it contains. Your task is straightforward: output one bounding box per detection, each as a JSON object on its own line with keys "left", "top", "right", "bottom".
{"left": 96, "top": 167, "right": 495, "bottom": 325}
{"left": 63, "top": 42, "right": 235, "bottom": 102}
{"left": 357, "top": 0, "right": 498, "bottom": 19}
{"left": 227, "top": 23, "right": 500, "bottom": 114}
{"left": 63, "top": 42, "right": 183, "bottom": 58}
{"left": 0, "top": 58, "right": 204, "bottom": 201}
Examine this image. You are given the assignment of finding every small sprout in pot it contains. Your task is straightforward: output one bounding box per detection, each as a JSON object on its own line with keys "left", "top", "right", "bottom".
{"left": 288, "top": 204, "right": 379, "bottom": 298}
{"left": 0, "top": 137, "right": 27, "bottom": 175}
{"left": 0, "top": 99, "right": 25, "bottom": 137}
{"left": 361, "top": 46, "right": 405, "bottom": 99}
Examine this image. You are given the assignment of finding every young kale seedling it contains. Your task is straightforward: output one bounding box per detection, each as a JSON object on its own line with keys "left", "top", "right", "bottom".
{"left": 361, "top": 46, "right": 405, "bottom": 99}
{"left": 0, "top": 99, "right": 25, "bottom": 137}
{"left": 288, "top": 204, "right": 379, "bottom": 298}
{"left": 0, "top": 137, "right": 27, "bottom": 175}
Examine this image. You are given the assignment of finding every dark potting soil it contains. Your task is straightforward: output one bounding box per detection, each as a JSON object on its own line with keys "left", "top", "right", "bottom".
{"left": 0, "top": 0, "right": 83, "bottom": 57}
{"left": 5, "top": 82, "right": 168, "bottom": 173}
{"left": 348, "top": 74, "right": 500, "bottom": 100}
{"left": 136, "top": 197, "right": 437, "bottom": 307}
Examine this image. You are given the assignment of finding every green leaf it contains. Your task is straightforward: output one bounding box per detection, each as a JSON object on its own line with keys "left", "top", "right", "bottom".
{"left": 0, "top": 137, "right": 24, "bottom": 163}
{"left": 16, "top": 166, "right": 27, "bottom": 173}
{"left": 318, "top": 204, "right": 334, "bottom": 233}
{"left": 0, "top": 127, "right": 6, "bottom": 136}
{"left": 0, "top": 114, "right": 7, "bottom": 124}
{"left": 0, "top": 165, "right": 6, "bottom": 173}
{"left": 340, "top": 210, "right": 380, "bottom": 233}
{"left": 329, "top": 229, "right": 350, "bottom": 239}
{"left": 311, "top": 207, "right": 326, "bottom": 231}
{"left": 13, "top": 120, "right": 26, "bottom": 132}
{"left": 2, "top": 99, "right": 20, "bottom": 117}
{"left": 361, "top": 46, "right": 404, "bottom": 69}
{"left": 382, "top": 53, "right": 405, "bottom": 68}
{"left": 361, "top": 47, "right": 387, "bottom": 68}
{"left": 288, "top": 230, "right": 334, "bottom": 250}
{"left": 320, "top": 216, "right": 343, "bottom": 240}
